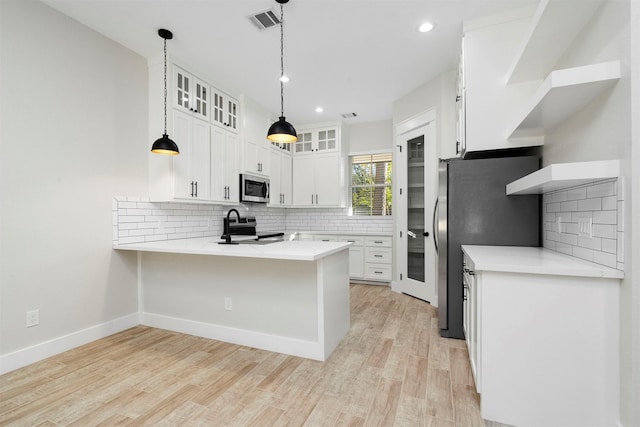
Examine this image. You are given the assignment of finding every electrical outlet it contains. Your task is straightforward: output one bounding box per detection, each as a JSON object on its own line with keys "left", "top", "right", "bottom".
{"left": 26, "top": 309, "right": 39, "bottom": 327}
{"left": 224, "top": 297, "right": 232, "bottom": 311}
{"left": 578, "top": 217, "right": 593, "bottom": 238}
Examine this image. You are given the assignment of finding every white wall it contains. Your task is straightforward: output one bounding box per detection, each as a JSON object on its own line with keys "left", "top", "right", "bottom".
{"left": 347, "top": 119, "right": 393, "bottom": 153}
{"left": 537, "top": 1, "right": 637, "bottom": 424}
{"left": 392, "top": 70, "right": 457, "bottom": 159}
{"left": 0, "top": 1, "right": 147, "bottom": 365}
{"left": 629, "top": 3, "right": 640, "bottom": 424}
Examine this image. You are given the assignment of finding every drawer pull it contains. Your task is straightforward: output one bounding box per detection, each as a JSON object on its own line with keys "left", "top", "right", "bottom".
{"left": 374, "top": 271, "right": 383, "bottom": 274}
{"left": 374, "top": 240, "right": 383, "bottom": 244}
{"left": 374, "top": 254, "right": 383, "bottom": 258}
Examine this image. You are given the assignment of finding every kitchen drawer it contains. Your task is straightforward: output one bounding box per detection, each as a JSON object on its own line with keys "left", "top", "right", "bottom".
{"left": 313, "top": 235, "right": 338, "bottom": 242}
{"left": 338, "top": 235, "right": 364, "bottom": 246}
{"left": 365, "top": 236, "right": 392, "bottom": 247}
{"left": 364, "top": 263, "right": 392, "bottom": 281}
{"left": 365, "top": 247, "right": 392, "bottom": 264}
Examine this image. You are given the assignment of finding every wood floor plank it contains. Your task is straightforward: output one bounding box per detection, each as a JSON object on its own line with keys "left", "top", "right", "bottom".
{"left": 0, "top": 285, "right": 485, "bottom": 427}
{"left": 426, "top": 368, "right": 455, "bottom": 421}
{"left": 364, "top": 377, "right": 403, "bottom": 426}
{"left": 402, "top": 355, "right": 429, "bottom": 399}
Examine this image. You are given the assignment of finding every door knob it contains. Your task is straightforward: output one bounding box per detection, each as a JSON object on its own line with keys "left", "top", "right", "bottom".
{"left": 423, "top": 232, "right": 429, "bottom": 237}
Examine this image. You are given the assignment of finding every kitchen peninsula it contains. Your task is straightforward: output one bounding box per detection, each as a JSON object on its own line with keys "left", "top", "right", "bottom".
{"left": 114, "top": 238, "right": 351, "bottom": 361}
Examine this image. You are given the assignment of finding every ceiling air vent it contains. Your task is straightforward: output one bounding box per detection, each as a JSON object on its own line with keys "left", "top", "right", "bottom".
{"left": 341, "top": 112, "right": 358, "bottom": 119}
{"left": 249, "top": 8, "right": 280, "bottom": 30}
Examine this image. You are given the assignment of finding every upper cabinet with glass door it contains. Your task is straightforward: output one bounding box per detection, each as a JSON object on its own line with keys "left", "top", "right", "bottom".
{"left": 293, "top": 126, "right": 338, "bottom": 155}
{"left": 211, "top": 89, "right": 239, "bottom": 133}
{"left": 173, "top": 65, "right": 209, "bottom": 121}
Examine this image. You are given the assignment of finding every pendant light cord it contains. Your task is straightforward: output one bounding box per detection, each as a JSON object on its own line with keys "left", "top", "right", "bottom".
{"left": 280, "top": 2, "right": 285, "bottom": 117}
{"left": 163, "top": 37, "right": 168, "bottom": 135}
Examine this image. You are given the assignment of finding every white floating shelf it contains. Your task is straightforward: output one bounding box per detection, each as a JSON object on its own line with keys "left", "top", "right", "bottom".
{"left": 506, "top": 160, "right": 620, "bottom": 195}
{"left": 505, "top": 0, "right": 605, "bottom": 84}
{"left": 506, "top": 61, "right": 621, "bottom": 139}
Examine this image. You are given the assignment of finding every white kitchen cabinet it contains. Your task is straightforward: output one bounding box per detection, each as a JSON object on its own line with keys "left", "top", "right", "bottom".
{"left": 293, "top": 127, "right": 338, "bottom": 155}
{"left": 244, "top": 138, "right": 270, "bottom": 177}
{"left": 173, "top": 65, "right": 209, "bottom": 121}
{"left": 461, "top": 9, "right": 542, "bottom": 155}
{"left": 339, "top": 236, "right": 365, "bottom": 279}
{"left": 268, "top": 146, "right": 292, "bottom": 207}
{"left": 210, "top": 126, "right": 238, "bottom": 203}
{"left": 172, "top": 110, "right": 211, "bottom": 200}
{"left": 298, "top": 233, "right": 391, "bottom": 282}
{"left": 292, "top": 151, "right": 341, "bottom": 207}
{"left": 364, "top": 236, "right": 392, "bottom": 281}
{"left": 312, "top": 235, "right": 338, "bottom": 242}
{"left": 462, "top": 245, "right": 622, "bottom": 427}
{"left": 211, "top": 88, "right": 239, "bottom": 133}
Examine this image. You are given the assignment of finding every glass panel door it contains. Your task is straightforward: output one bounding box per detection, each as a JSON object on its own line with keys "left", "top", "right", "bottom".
{"left": 407, "top": 135, "right": 425, "bottom": 282}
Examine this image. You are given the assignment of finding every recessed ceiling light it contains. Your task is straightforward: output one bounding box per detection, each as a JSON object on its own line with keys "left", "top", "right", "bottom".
{"left": 315, "top": 107, "right": 323, "bottom": 113}
{"left": 419, "top": 22, "right": 434, "bottom": 33}
{"left": 279, "top": 74, "right": 289, "bottom": 83}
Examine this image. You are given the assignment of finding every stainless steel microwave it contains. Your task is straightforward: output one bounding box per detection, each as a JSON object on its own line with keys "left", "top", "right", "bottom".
{"left": 239, "top": 174, "right": 270, "bottom": 203}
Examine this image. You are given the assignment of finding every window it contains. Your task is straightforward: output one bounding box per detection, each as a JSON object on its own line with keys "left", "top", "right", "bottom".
{"left": 350, "top": 153, "right": 392, "bottom": 216}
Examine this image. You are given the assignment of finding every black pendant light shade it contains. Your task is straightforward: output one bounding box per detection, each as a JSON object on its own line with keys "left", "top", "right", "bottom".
{"left": 267, "top": 0, "right": 297, "bottom": 143}
{"left": 267, "top": 116, "right": 297, "bottom": 143}
{"left": 151, "top": 29, "right": 179, "bottom": 155}
{"left": 151, "top": 133, "right": 180, "bottom": 155}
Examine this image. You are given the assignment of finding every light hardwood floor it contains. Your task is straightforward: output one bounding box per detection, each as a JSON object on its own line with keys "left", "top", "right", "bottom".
{"left": 0, "top": 284, "right": 485, "bottom": 426}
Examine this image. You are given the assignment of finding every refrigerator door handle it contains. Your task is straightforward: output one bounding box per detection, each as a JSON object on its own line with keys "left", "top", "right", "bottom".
{"left": 433, "top": 198, "right": 439, "bottom": 252}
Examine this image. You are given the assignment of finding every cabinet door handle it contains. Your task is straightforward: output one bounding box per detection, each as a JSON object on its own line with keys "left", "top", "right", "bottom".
{"left": 194, "top": 181, "right": 198, "bottom": 197}
{"left": 190, "top": 181, "right": 194, "bottom": 197}
{"left": 315, "top": 194, "right": 318, "bottom": 204}
{"left": 311, "top": 194, "right": 314, "bottom": 204}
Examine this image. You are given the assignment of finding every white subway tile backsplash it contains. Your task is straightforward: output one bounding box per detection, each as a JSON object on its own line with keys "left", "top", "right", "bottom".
{"left": 113, "top": 197, "right": 390, "bottom": 248}
{"left": 542, "top": 179, "right": 623, "bottom": 271}
{"left": 602, "top": 238, "right": 616, "bottom": 254}
{"left": 617, "top": 232, "right": 624, "bottom": 262}
{"left": 547, "top": 202, "right": 561, "bottom": 212}
{"left": 593, "top": 251, "right": 617, "bottom": 269}
{"left": 578, "top": 198, "right": 602, "bottom": 211}
{"left": 586, "top": 181, "right": 615, "bottom": 198}
{"left": 593, "top": 224, "right": 616, "bottom": 239}
{"left": 617, "top": 201, "right": 624, "bottom": 231}
{"left": 593, "top": 210, "right": 616, "bottom": 225}
{"left": 573, "top": 246, "right": 595, "bottom": 262}
{"left": 560, "top": 200, "right": 578, "bottom": 212}
{"left": 566, "top": 187, "right": 586, "bottom": 201}
{"left": 602, "top": 195, "right": 617, "bottom": 210}
{"left": 577, "top": 236, "right": 601, "bottom": 250}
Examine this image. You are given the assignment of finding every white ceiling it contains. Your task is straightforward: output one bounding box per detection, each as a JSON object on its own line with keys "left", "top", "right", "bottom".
{"left": 42, "top": 0, "right": 535, "bottom": 125}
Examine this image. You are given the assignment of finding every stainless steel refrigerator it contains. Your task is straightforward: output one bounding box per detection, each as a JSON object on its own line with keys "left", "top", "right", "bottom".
{"left": 437, "top": 156, "right": 540, "bottom": 339}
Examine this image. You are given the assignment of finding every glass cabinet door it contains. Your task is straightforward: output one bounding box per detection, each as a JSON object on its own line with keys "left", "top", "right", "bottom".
{"left": 407, "top": 135, "right": 425, "bottom": 283}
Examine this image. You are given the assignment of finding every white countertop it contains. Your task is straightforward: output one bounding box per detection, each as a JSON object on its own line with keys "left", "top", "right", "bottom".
{"left": 114, "top": 237, "right": 351, "bottom": 261}
{"left": 461, "top": 245, "right": 624, "bottom": 279}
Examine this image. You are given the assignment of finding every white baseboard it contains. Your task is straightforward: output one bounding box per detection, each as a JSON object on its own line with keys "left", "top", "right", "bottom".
{"left": 0, "top": 313, "right": 140, "bottom": 375}
{"left": 141, "top": 312, "right": 326, "bottom": 361}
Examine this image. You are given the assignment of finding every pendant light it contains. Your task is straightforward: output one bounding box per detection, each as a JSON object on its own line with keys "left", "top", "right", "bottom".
{"left": 151, "top": 29, "right": 180, "bottom": 155}
{"left": 267, "top": 0, "right": 297, "bottom": 143}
